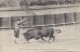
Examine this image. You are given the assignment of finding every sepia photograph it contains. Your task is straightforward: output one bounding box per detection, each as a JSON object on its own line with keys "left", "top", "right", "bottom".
{"left": 0, "top": 0, "right": 80, "bottom": 52}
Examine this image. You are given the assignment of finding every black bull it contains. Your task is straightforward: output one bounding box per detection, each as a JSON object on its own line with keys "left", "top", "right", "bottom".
{"left": 23, "top": 28, "right": 61, "bottom": 42}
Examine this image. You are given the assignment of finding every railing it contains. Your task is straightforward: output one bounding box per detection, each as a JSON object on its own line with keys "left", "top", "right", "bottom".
{"left": 0, "top": 21, "right": 80, "bottom": 29}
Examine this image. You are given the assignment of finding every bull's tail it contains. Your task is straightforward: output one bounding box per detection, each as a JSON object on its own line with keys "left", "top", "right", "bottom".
{"left": 54, "top": 29, "right": 61, "bottom": 33}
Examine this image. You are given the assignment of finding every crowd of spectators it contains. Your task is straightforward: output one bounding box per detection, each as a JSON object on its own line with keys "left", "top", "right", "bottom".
{"left": 0, "top": 0, "right": 80, "bottom": 8}
{"left": 23, "top": 0, "right": 80, "bottom": 6}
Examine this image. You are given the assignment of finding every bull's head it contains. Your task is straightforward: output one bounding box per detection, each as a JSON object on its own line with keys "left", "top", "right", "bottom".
{"left": 23, "top": 32, "right": 26, "bottom": 36}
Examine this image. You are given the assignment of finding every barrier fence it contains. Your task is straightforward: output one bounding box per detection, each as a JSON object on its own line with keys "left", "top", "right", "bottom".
{"left": 0, "top": 12, "right": 80, "bottom": 29}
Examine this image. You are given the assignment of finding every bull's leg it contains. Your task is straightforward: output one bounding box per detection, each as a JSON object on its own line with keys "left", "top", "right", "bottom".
{"left": 39, "top": 36, "right": 46, "bottom": 42}
{"left": 25, "top": 39, "right": 31, "bottom": 43}
{"left": 47, "top": 36, "right": 52, "bottom": 42}
{"left": 26, "top": 39, "right": 29, "bottom": 43}
{"left": 24, "top": 36, "right": 30, "bottom": 43}
{"left": 24, "top": 39, "right": 30, "bottom": 44}
{"left": 52, "top": 36, "right": 55, "bottom": 42}
{"left": 47, "top": 32, "right": 52, "bottom": 42}
{"left": 47, "top": 36, "right": 55, "bottom": 43}
{"left": 41, "top": 37, "right": 46, "bottom": 42}
{"left": 48, "top": 36, "right": 55, "bottom": 42}
{"left": 47, "top": 30, "right": 53, "bottom": 42}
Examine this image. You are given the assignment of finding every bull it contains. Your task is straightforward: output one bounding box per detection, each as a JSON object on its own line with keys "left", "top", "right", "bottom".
{"left": 23, "top": 27, "right": 61, "bottom": 43}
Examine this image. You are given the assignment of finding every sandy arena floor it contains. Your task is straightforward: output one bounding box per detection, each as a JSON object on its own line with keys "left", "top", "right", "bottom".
{"left": 0, "top": 24, "right": 80, "bottom": 52}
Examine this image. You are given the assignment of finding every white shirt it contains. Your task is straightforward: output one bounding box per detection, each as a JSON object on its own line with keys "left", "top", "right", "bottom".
{"left": 14, "top": 21, "right": 21, "bottom": 29}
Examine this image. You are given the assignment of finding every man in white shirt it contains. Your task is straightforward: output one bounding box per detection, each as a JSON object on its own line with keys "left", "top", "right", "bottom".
{"left": 14, "top": 19, "right": 21, "bottom": 43}
{"left": 14, "top": 18, "right": 28, "bottom": 44}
